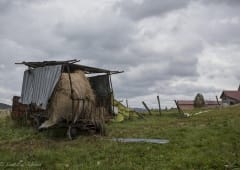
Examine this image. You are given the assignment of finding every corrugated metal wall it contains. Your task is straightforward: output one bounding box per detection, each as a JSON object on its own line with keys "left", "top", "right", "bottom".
{"left": 20, "top": 65, "right": 62, "bottom": 109}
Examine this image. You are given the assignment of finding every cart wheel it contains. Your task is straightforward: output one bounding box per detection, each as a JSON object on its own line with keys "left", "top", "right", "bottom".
{"left": 67, "top": 126, "right": 78, "bottom": 140}
{"left": 32, "top": 117, "right": 40, "bottom": 130}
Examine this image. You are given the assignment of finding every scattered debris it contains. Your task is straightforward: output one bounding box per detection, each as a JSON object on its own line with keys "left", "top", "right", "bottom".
{"left": 193, "top": 110, "right": 209, "bottom": 116}
{"left": 113, "top": 100, "right": 144, "bottom": 122}
{"left": 183, "top": 110, "right": 210, "bottom": 118}
{"left": 183, "top": 112, "right": 191, "bottom": 117}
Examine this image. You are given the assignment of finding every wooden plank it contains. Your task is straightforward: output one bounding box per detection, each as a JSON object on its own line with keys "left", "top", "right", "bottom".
{"left": 142, "top": 101, "right": 152, "bottom": 115}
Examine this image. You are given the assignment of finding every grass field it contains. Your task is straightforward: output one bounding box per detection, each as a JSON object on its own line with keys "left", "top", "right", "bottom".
{"left": 0, "top": 106, "right": 240, "bottom": 169}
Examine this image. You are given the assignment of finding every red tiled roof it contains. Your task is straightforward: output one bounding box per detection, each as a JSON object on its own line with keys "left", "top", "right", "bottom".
{"left": 220, "top": 91, "right": 240, "bottom": 101}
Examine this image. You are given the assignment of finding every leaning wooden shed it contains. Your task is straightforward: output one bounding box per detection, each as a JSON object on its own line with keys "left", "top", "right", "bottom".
{"left": 12, "top": 59, "right": 123, "bottom": 139}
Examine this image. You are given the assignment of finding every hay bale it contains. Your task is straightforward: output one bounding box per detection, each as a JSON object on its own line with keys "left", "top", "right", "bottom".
{"left": 40, "top": 70, "right": 98, "bottom": 128}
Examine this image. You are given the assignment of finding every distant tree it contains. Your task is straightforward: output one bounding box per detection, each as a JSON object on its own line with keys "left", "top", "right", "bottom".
{"left": 194, "top": 93, "right": 205, "bottom": 108}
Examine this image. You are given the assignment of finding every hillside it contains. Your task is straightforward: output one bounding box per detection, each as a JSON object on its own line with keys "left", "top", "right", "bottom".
{"left": 0, "top": 106, "right": 240, "bottom": 169}
{"left": 0, "top": 103, "right": 11, "bottom": 109}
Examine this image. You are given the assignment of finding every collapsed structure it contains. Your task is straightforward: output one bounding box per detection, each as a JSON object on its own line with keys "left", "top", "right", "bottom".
{"left": 12, "top": 59, "right": 123, "bottom": 139}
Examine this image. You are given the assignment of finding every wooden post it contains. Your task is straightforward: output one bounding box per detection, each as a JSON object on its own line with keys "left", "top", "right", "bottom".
{"left": 157, "top": 96, "right": 162, "bottom": 116}
{"left": 109, "top": 74, "right": 115, "bottom": 115}
{"left": 174, "top": 100, "right": 184, "bottom": 116}
{"left": 142, "top": 101, "right": 152, "bottom": 115}
{"left": 216, "top": 96, "right": 220, "bottom": 106}
{"left": 136, "top": 112, "right": 145, "bottom": 119}
{"left": 126, "top": 99, "right": 130, "bottom": 119}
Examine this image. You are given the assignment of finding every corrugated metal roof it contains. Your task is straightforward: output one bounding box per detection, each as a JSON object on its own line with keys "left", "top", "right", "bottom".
{"left": 19, "top": 65, "right": 62, "bottom": 109}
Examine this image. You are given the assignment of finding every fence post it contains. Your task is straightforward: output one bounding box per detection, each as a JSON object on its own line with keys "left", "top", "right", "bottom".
{"left": 216, "top": 96, "right": 220, "bottom": 106}
{"left": 157, "top": 96, "right": 162, "bottom": 116}
{"left": 174, "top": 100, "right": 184, "bottom": 116}
{"left": 142, "top": 101, "right": 152, "bottom": 115}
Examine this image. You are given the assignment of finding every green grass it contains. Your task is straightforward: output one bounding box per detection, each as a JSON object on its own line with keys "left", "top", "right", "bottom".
{"left": 0, "top": 106, "right": 240, "bottom": 169}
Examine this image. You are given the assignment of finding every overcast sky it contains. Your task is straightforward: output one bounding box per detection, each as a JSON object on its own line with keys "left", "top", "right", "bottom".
{"left": 0, "top": 0, "right": 240, "bottom": 108}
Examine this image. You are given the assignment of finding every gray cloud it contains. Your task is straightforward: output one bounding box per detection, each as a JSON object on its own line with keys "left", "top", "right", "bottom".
{"left": 201, "top": 0, "right": 240, "bottom": 6}
{"left": 0, "top": 0, "right": 239, "bottom": 107}
{"left": 115, "top": 0, "right": 190, "bottom": 20}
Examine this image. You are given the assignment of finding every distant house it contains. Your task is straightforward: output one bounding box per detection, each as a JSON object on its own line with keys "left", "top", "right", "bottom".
{"left": 177, "top": 100, "right": 194, "bottom": 110}
{"left": 205, "top": 100, "right": 221, "bottom": 109}
{"left": 220, "top": 86, "right": 240, "bottom": 106}
{"left": 177, "top": 100, "right": 219, "bottom": 110}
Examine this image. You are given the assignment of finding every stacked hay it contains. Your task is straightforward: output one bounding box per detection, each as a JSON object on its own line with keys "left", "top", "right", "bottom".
{"left": 40, "top": 70, "right": 103, "bottom": 128}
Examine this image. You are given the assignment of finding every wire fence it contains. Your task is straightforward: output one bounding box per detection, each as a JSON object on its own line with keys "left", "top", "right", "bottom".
{"left": 118, "top": 95, "right": 220, "bottom": 112}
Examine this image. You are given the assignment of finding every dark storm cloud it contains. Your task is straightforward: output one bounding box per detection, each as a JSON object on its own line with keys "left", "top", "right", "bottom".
{"left": 115, "top": 0, "right": 190, "bottom": 20}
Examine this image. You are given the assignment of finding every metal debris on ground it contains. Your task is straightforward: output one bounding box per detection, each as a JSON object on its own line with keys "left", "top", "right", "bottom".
{"left": 112, "top": 138, "right": 169, "bottom": 144}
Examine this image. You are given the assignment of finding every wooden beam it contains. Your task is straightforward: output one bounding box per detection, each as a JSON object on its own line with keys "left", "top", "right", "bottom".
{"left": 142, "top": 101, "right": 152, "bottom": 115}
{"left": 15, "top": 59, "right": 80, "bottom": 67}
